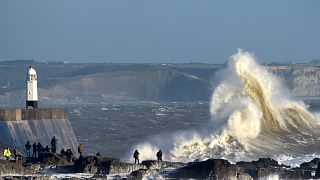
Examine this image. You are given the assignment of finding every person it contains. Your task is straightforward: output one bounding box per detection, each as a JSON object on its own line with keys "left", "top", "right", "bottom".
{"left": 156, "top": 150, "right": 163, "bottom": 161}
{"left": 65, "top": 149, "right": 73, "bottom": 162}
{"left": 133, "top": 150, "right": 139, "bottom": 164}
{"left": 78, "top": 144, "right": 84, "bottom": 158}
{"left": 13, "top": 148, "right": 17, "bottom": 161}
{"left": 32, "top": 142, "right": 37, "bottom": 158}
{"left": 37, "top": 142, "right": 43, "bottom": 158}
{"left": 96, "top": 152, "right": 101, "bottom": 158}
{"left": 51, "top": 136, "right": 57, "bottom": 153}
{"left": 95, "top": 152, "right": 102, "bottom": 164}
{"left": 25, "top": 141, "right": 31, "bottom": 157}
{"left": 4, "top": 147, "right": 11, "bottom": 161}
{"left": 13, "top": 148, "right": 21, "bottom": 161}
{"left": 60, "top": 148, "right": 66, "bottom": 156}
{"left": 44, "top": 146, "right": 50, "bottom": 153}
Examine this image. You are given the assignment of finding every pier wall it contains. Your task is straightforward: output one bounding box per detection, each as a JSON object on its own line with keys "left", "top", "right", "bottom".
{"left": 0, "top": 108, "right": 78, "bottom": 156}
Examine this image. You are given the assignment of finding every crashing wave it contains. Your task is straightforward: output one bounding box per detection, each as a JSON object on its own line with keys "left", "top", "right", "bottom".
{"left": 129, "top": 50, "right": 320, "bottom": 164}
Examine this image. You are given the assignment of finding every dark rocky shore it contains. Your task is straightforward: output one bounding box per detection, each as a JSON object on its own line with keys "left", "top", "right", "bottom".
{"left": 1, "top": 154, "right": 320, "bottom": 179}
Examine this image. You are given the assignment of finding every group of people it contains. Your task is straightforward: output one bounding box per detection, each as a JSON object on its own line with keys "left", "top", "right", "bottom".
{"left": 133, "top": 149, "right": 163, "bottom": 164}
{"left": 3, "top": 136, "right": 76, "bottom": 162}
{"left": 60, "top": 148, "right": 74, "bottom": 162}
{"left": 25, "top": 136, "right": 58, "bottom": 159}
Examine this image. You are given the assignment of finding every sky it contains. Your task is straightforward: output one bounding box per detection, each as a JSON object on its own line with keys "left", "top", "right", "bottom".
{"left": 0, "top": 0, "right": 319, "bottom": 63}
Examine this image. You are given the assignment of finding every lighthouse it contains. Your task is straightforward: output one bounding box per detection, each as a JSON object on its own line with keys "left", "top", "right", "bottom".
{"left": 0, "top": 66, "right": 78, "bottom": 156}
{"left": 26, "top": 66, "right": 38, "bottom": 108}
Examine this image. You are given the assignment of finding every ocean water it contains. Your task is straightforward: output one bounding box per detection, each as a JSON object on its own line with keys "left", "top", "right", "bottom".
{"left": 67, "top": 102, "right": 210, "bottom": 159}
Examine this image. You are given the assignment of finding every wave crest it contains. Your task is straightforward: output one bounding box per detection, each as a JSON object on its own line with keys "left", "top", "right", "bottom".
{"left": 129, "top": 50, "right": 320, "bottom": 164}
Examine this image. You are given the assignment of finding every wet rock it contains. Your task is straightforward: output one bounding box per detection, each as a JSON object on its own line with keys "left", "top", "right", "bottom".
{"left": 168, "top": 159, "right": 244, "bottom": 179}
{"left": 237, "top": 158, "right": 284, "bottom": 169}
{"left": 38, "top": 153, "right": 71, "bottom": 166}
{"left": 73, "top": 156, "right": 146, "bottom": 175}
{"left": 314, "top": 162, "right": 320, "bottom": 178}
{"left": 280, "top": 169, "right": 304, "bottom": 179}
{"left": 300, "top": 158, "right": 320, "bottom": 169}
{"left": 0, "top": 160, "right": 24, "bottom": 175}
{"left": 127, "top": 169, "right": 157, "bottom": 180}
{"left": 141, "top": 160, "right": 184, "bottom": 170}
{"left": 236, "top": 158, "right": 290, "bottom": 179}
{"left": 109, "top": 162, "right": 146, "bottom": 175}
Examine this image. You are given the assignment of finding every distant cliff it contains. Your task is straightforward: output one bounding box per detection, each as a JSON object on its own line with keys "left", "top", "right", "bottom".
{"left": 267, "top": 64, "right": 320, "bottom": 97}
{"left": 0, "top": 60, "right": 319, "bottom": 105}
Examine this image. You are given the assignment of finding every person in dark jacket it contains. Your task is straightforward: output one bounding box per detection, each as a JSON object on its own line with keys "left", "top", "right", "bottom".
{"left": 44, "top": 146, "right": 50, "bottom": 153}
{"left": 156, "top": 150, "right": 163, "bottom": 161}
{"left": 25, "top": 141, "right": 31, "bottom": 157}
{"left": 78, "top": 144, "right": 84, "bottom": 158}
{"left": 13, "top": 148, "right": 18, "bottom": 161}
{"left": 32, "top": 142, "right": 37, "bottom": 158}
{"left": 60, "top": 148, "right": 66, "bottom": 156}
{"left": 133, "top": 150, "right": 140, "bottom": 164}
{"left": 37, "top": 142, "right": 43, "bottom": 158}
{"left": 51, "top": 136, "right": 57, "bottom": 153}
{"left": 65, "top": 149, "right": 73, "bottom": 162}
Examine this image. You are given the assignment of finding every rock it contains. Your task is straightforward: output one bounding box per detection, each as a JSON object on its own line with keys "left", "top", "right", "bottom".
{"left": 38, "top": 153, "right": 71, "bottom": 166}
{"left": 109, "top": 162, "right": 146, "bottom": 175}
{"left": 237, "top": 158, "right": 283, "bottom": 169}
{"left": 168, "top": 159, "right": 244, "bottom": 179}
{"left": 300, "top": 158, "right": 320, "bottom": 169}
{"left": 0, "top": 160, "right": 24, "bottom": 175}
{"left": 73, "top": 156, "right": 146, "bottom": 175}
{"left": 314, "top": 162, "right": 320, "bottom": 178}
{"left": 141, "top": 160, "right": 184, "bottom": 170}
{"left": 2, "top": 155, "right": 320, "bottom": 179}
{"left": 236, "top": 158, "right": 287, "bottom": 179}
{"left": 280, "top": 169, "right": 304, "bottom": 179}
{"left": 127, "top": 169, "right": 158, "bottom": 180}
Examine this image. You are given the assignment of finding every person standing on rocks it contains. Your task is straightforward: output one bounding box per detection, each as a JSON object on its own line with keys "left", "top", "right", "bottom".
{"left": 66, "top": 149, "right": 73, "bottom": 162}
{"left": 133, "top": 150, "right": 140, "bottom": 164}
{"left": 156, "top": 150, "right": 163, "bottom": 161}
{"left": 60, "top": 148, "right": 66, "bottom": 156}
{"left": 25, "top": 141, "right": 31, "bottom": 157}
{"left": 32, "top": 142, "right": 37, "bottom": 158}
{"left": 37, "top": 142, "right": 43, "bottom": 158}
{"left": 51, "top": 136, "right": 57, "bottom": 153}
{"left": 78, "top": 144, "right": 84, "bottom": 158}
{"left": 13, "top": 148, "right": 21, "bottom": 161}
{"left": 44, "top": 146, "right": 50, "bottom": 153}
{"left": 4, "top": 147, "right": 11, "bottom": 161}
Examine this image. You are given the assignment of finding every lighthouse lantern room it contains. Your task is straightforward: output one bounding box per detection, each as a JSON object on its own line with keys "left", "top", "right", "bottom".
{"left": 26, "top": 66, "right": 38, "bottom": 108}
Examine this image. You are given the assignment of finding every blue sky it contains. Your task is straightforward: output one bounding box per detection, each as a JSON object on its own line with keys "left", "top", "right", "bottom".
{"left": 0, "top": 0, "right": 319, "bottom": 63}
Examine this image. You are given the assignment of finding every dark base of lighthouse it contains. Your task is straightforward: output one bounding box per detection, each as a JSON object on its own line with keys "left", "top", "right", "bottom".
{"left": 26, "top": 101, "right": 38, "bottom": 109}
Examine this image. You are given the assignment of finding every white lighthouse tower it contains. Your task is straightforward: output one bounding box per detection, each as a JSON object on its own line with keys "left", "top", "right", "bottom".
{"left": 26, "top": 66, "right": 38, "bottom": 108}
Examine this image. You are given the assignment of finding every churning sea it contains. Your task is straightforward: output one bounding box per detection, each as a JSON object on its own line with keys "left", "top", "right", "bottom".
{"left": 68, "top": 101, "right": 210, "bottom": 159}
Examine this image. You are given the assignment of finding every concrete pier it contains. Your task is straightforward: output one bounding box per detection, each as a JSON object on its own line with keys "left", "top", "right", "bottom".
{"left": 0, "top": 108, "right": 78, "bottom": 156}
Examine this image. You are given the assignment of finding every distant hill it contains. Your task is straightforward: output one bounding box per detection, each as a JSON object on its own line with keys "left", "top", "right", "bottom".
{"left": 0, "top": 61, "right": 222, "bottom": 105}
{"left": 0, "top": 60, "right": 320, "bottom": 106}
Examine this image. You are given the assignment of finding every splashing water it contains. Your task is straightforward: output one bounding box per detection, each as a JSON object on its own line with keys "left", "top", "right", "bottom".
{"left": 128, "top": 50, "right": 320, "bottom": 164}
